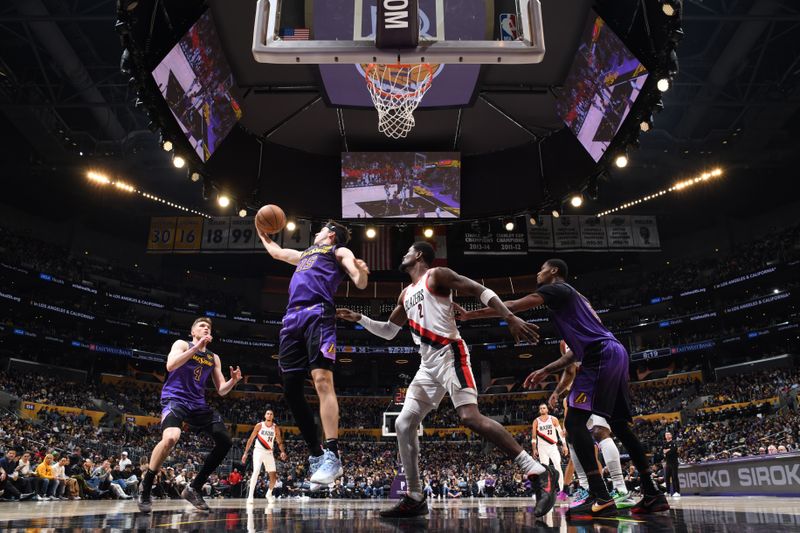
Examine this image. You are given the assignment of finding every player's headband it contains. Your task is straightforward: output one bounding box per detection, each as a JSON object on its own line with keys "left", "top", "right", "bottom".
{"left": 325, "top": 223, "right": 350, "bottom": 245}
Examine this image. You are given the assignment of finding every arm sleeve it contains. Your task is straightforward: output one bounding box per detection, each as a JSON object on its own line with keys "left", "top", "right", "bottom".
{"left": 358, "top": 315, "right": 402, "bottom": 340}
{"left": 535, "top": 283, "right": 573, "bottom": 311}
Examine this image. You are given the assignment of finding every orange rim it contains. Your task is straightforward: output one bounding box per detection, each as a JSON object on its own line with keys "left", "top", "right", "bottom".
{"left": 365, "top": 63, "right": 435, "bottom": 100}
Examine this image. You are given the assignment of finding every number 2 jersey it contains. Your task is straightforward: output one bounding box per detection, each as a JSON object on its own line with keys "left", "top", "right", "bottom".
{"left": 403, "top": 269, "right": 475, "bottom": 387}
{"left": 161, "top": 341, "right": 215, "bottom": 408}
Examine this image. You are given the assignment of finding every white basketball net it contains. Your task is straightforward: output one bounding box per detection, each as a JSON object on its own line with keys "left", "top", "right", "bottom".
{"left": 365, "top": 63, "right": 434, "bottom": 139}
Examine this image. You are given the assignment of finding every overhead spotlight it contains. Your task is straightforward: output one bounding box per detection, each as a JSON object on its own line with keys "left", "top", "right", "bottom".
{"left": 190, "top": 172, "right": 201, "bottom": 182}
{"left": 551, "top": 209, "right": 561, "bottom": 219}
{"left": 570, "top": 194, "right": 584, "bottom": 208}
{"left": 172, "top": 155, "right": 186, "bottom": 168}
{"left": 657, "top": 78, "right": 671, "bottom": 92}
{"left": 529, "top": 214, "right": 538, "bottom": 226}
{"left": 660, "top": 0, "right": 681, "bottom": 17}
{"left": 366, "top": 227, "right": 377, "bottom": 239}
{"left": 423, "top": 227, "right": 434, "bottom": 238}
{"left": 238, "top": 209, "right": 247, "bottom": 218}
{"left": 86, "top": 171, "right": 111, "bottom": 184}
{"left": 286, "top": 221, "right": 297, "bottom": 231}
{"left": 504, "top": 220, "right": 515, "bottom": 231}
{"left": 123, "top": 0, "right": 139, "bottom": 11}
{"left": 640, "top": 115, "right": 654, "bottom": 132}
{"left": 614, "top": 154, "right": 629, "bottom": 168}
{"left": 217, "top": 195, "right": 230, "bottom": 208}
{"left": 162, "top": 140, "right": 173, "bottom": 152}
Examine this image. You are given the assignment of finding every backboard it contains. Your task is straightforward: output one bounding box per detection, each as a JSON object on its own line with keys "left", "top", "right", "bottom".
{"left": 252, "top": 0, "right": 545, "bottom": 65}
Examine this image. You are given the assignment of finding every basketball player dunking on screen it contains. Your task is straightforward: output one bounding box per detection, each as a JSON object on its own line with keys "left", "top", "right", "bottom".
{"left": 532, "top": 404, "right": 568, "bottom": 499}
{"left": 549, "top": 342, "right": 637, "bottom": 510}
{"left": 242, "top": 409, "right": 287, "bottom": 504}
{"left": 456, "top": 259, "right": 669, "bottom": 516}
{"left": 337, "top": 242, "right": 559, "bottom": 519}
{"left": 259, "top": 221, "right": 369, "bottom": 488}
{"left": 137, "top": 317, "right": 242, "bottom": 513}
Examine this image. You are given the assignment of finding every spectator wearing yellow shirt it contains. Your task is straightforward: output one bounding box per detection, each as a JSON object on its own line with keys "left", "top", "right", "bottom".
{"left": 35, "top": 454, "right": 56, "bottom": 500}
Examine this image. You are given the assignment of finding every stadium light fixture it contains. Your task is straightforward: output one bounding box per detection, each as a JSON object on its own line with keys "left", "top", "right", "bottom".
{"left": 162, "top": 140, "right": 173, "bottom": 152}
{"left": 423, "top": 227, "right": 434, "bottom": 238}
{"left": 172, "top": 155, "right": 186, "bottom": 169}
{"left": 238, "top": 209, "right": 247, "bottom": 218}
{"left": 366, "top": 227, "right": 377, "bottom": 239}
{"left": 614, "top": 154, "right": 629, "bottom": 168}
{"left": 286, "top": 221, "right": 297, "bottom": 231}
{"left": 217, "top": 195, "right": 230, "bottom": 208}
{"left": 504, "top": 220, "right": 515, "bottom": 231}
{"left": 657, "top": 78, "right": 670, "bottom": 92}
{"left": 86, "top": 171, "right": 111, "bottom": 185}
{"left": 190, "top": 172, "right": 201, "bottom": 182}
{"left": 570, "top": 194, "right": 584, "bottom": 208}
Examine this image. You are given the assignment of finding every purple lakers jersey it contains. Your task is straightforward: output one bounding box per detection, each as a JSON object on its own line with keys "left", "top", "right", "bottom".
{"left": 536, "top": 282, "right": 617, "bottom": 362}
{"left": 287, "top": 243, "right": 346, "bottom": 309}
{"left": 161, "top": 342, "right": 215, "bottom": 407}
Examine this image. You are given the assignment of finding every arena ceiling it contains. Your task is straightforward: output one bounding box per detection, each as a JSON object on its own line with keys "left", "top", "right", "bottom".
{"left": 1, "top": 0, "right": 800, "bottom": 235}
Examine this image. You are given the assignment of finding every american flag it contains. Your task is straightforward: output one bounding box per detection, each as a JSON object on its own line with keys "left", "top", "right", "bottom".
{"left": 280, "top": 28, "right": 310, "bottom": 41}
{"left": 361, "top": 231, "right": 393, "bottom": 272}
{"left": 414, "top": 227, "right": 448, "bottom": 266}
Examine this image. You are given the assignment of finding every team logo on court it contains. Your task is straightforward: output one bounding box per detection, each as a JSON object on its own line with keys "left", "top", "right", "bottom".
{"left": 574, "top": 393, "right": 588, "bottom": 404}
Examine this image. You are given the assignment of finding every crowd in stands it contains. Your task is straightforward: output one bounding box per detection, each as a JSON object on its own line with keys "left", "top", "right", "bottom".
{"left": 700, "top": 368, "right": 800, "bottom": 408}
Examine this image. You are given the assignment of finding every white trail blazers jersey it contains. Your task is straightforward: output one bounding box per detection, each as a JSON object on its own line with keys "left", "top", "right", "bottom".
{"left": 403, "top": 269, "right": 475, "bottom": 387}
{"left": 255, "top": 422, "right": 276, "bottom": 452}
{"left": 535, "top": 415, "right": 559, "bottom": 448}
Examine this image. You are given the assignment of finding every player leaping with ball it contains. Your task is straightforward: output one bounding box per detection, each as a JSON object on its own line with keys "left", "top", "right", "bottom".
{"left": 258, "top": 220, "right": 369, "bottom": 488}
{"left": 337, "top": 242, "right": 559, "bottom": 519}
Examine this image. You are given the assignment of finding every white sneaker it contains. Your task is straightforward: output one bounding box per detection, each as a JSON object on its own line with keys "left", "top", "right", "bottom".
{"left": 267, "top": 494, "right": 276, "bottom": 503}
{"left": 309, "top": 450, "right": 343, "bottom": 485}
{"left": 673, "top": 493, "right": 681, "bottom": 498}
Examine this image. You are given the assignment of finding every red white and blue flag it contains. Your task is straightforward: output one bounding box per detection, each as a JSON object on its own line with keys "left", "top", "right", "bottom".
{"left": 280, "top": 28, "right": 310, "bottom": 41}
{"left": 361, "top": 231, "right": 393, "bottom": 272}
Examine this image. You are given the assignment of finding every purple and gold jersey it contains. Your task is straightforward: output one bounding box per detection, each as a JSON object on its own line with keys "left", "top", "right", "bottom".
{"left": 536, "top": 282, "right": 617, "bottom": 362}
{"left": 287, "top": 243, "right": 346, "bottom": 309}
{"left": 160, "top": 342, "right": 215, "bottom": 408}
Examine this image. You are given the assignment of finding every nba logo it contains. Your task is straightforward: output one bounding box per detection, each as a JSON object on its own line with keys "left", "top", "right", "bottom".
{"left": 499, "top": 13, "right": 518, "bottom": 41}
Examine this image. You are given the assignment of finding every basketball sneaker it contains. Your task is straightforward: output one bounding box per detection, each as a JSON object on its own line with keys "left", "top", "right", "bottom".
{"left": 308, "top": 453, "right": 325, "bottom": 491}
{"left": 379, "top": 494, "right": 429, "bottom": 518}
{"left": 630, "top": 493, "right": 670, "bottom": 514}
{"left": 569, "top": 487, "right": 590, "bottom": 509}
{"left": 137, "top": 493, "right": 152, "bottom": 513}
{"left": 530, "top": 464, "right": 559, "bottom": 517}
{"left": 566, "top": 493, "right": 617, "bottom": 518}
{"left": 310, "top": 449, "right": 343, "bottom": 485}
{"left": 611, "top": 488, "right": 637, "bottom": 509}
{"left": 181, "top": 486, "right": 209, "bottom": 512}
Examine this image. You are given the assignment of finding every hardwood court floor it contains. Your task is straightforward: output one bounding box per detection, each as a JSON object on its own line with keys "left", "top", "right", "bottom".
{"left": 1, "top": 496, "right": 799, "bottom": 531}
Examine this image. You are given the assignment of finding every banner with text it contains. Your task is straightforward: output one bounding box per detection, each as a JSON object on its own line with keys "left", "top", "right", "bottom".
{"left": 527, "top": 214, "right": 660, "bottom": 252}
{"left": 148, "top": 217, "right": 263, "bottom": 253}
{"left": 463, "top": 219, "right": 527, "bottom": 255}
{"left": 678, "top": 452, "right": 800, "bottom": 496}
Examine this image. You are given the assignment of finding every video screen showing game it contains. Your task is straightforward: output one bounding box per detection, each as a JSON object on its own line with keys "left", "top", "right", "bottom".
{"left": 556, "top": 12, "right": 649, "bottom": 162}
{"left": 151, "top": 11, "right": 241, "bottom": 162}
{"left": 342, "top": 152, "right": 460, "bottom": 219}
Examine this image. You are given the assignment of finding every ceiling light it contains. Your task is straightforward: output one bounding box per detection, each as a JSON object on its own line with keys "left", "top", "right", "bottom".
{"left": 504, "top": 221, "right": 515, "bottom": 231}
{"left": 614, "top": 154, "right": 629, "bottom": 168}
{"left": 86, "top": 171, "right": 111, "bottom": 185}
{"left": 657, "top": 78, "right": 670, "bottom": 92}
{"left": 217, "top": 195, "right": 230, "bottom": 208}
{"left": 529, "top": 215, "right": 538, "bottom": 226}
{"left": 162, "top": 140, "right": 173, "bottom": 152}
{"left": 423, "top": 227, "right": 434, "bottom": 238}
{"left": 366, "top": 227, "right": 377, "bottom": 239}
{"left": 172, "top": 155, "right": 186, "bottom": 169}
{"left": 190, "top": 172, "right": 201, "bottom": 182}
{"left": 570, "top": 195, "right": 583, "bottom": 208}
{"left": 238, "top": 209, "right": 247, "bottom": 218}
{"left": 286, "top": 221, "right": 296, "bottom": 231}
{"left": 551, "top": 209, "right": 560, "bottom": 218}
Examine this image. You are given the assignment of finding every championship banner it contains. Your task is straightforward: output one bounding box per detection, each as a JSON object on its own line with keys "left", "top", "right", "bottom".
{"left": 678, "top": 452, "right": 800, "bottom": 496}
{"left": 605, "top": 215, "right": 635, "bottom": 249}
{"left": 579, "top": 215, "right": 608, "bottom": 249}
{"left": 552, "top": 215, "right": 581, "bottom": 251}
{"left": 526, "top": 214, "right": 554, "bottom": 251}
{"left": 463, "top": 218, "right": 527, "bottom": 255}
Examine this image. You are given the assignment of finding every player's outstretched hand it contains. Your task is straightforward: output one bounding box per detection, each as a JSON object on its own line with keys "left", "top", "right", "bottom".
{"left": 547, "top": 391, "right": 560, "bottom": 411}
{"left": 523, "top": 368, "right": 547, "bottom": 390}
{"left": 230, "top": 366, "right": 242, "bottom": 382}
{"left": 336, "top": 308, "right": 362, "bottom": 322}
{"left": 452, "top": 303, "right": 470, "bottom": 321}
{"left": 355, "top": 258, "right": 370, "bottom": 275}
{"left": 506, "top": 315, "right": 540, "bottom": 344}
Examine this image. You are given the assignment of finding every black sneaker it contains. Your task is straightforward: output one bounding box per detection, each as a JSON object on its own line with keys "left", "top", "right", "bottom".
{"left": 137, "top": 493, "right": 152, "bottom": 513}
{"left": 566, "top": 493, "right": 618, "bottom": 518}
{"left": 379, "top": 495, "right": 429, "bottom": 518}
{"left": 631, "top": 493, "right": 670, "bottom": 514}
{"left": 532, "top": 465, "right": 559, "bottom": 517}
{"left": 181, "top": 486, "right": 210, "bottom": 511}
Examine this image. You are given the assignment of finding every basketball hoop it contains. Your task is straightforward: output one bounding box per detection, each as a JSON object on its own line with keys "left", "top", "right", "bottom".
{"left": 364, "top": 63, "right": 435, "bottom": 139}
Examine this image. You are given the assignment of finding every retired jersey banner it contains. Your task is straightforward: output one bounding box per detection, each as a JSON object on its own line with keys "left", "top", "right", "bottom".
{"left": 631, "top": 216, "right": 660, "bottom": 249}
{"left": 149, "top": 217, "right": 261, "bottom": 253}
{"left": 463, "top": 218, "right": 527, "bottom": 255}
{"left": 280, "top": 219, "right": 311, "bottom": 251}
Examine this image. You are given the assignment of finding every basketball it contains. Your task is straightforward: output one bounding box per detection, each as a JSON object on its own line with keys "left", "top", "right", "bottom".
{"left": 255, "top": 204, "right": 286, "bottom": 235}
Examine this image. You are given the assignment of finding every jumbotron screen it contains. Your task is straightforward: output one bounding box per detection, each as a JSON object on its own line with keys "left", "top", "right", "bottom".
{"left": 151, "top": 11, "right": 241, "bottom": 162}
{"left": 341, "top": 152, "right": 461, "bottom": 219}
{"left": 556, "top": 12, "right": 649, "bottom": 162}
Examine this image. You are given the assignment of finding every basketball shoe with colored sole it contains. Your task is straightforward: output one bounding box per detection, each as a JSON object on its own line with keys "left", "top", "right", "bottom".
{"left": 630, "top": 493, "right": 670, "bottom": 514}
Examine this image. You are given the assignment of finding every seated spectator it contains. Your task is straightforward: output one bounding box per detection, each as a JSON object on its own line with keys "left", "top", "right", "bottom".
{"left": 35, "top": 453, "right": 57, "bottom": 500}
